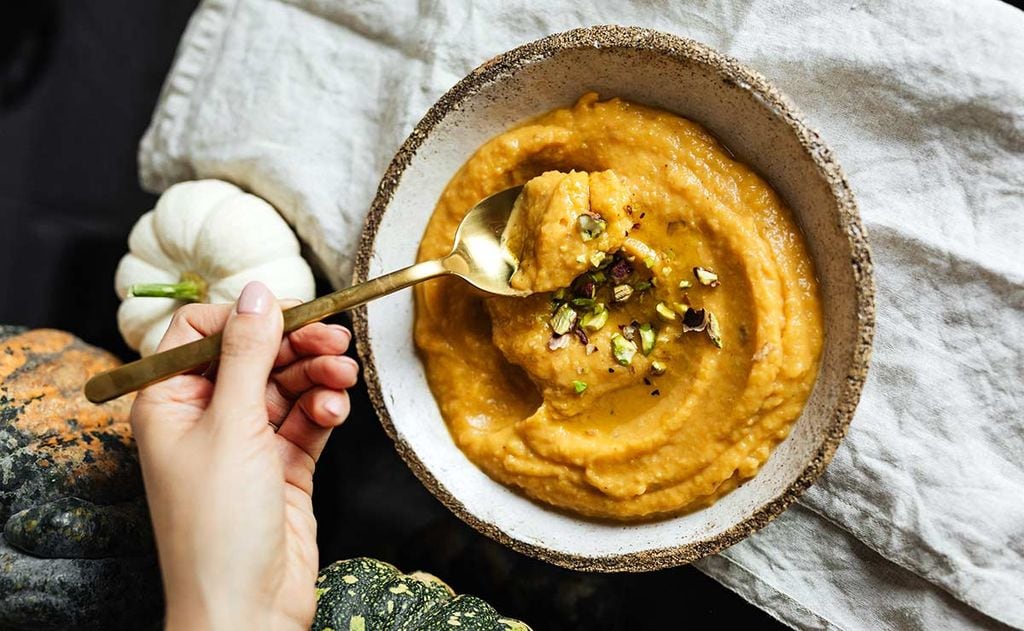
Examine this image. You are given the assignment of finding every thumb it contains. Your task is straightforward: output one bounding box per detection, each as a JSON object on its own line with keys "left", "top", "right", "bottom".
{"left": 209, "top": 281, "right": 282, "bottom": 424}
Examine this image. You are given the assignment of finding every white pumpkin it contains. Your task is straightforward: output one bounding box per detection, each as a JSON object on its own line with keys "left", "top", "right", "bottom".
{"left": 115, "top": 179, "right": 316, "bottom": 356}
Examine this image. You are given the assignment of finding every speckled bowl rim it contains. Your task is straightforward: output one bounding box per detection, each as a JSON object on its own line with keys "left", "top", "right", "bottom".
{"left": 352, "top": 25, "right": 875, "bottom": 572}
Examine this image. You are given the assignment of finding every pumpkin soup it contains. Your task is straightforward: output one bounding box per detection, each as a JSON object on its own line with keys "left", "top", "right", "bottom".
{"left": 414, "top": 93, "right": 823, "bottom": 520}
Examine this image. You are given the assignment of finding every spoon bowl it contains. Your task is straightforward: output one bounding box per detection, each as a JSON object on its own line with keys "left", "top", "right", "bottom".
{"left": 445, "top": 185, "right": 526, "bottom": 296}
{"left": 84, "top": 186, "right": 528, "bottom": 404}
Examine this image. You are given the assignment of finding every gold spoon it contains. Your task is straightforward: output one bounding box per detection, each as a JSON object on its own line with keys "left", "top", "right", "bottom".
{"left": 85, "top": 186, "right": 526, "bottom": 404}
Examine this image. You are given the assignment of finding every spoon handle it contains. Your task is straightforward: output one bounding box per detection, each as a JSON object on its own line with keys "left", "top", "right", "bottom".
{"left": 84, "top": 258, "right": 449, "bottom": 404}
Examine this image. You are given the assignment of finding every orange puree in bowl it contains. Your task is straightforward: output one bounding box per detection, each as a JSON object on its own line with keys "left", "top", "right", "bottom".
{"left": 414, "top": 93, "right": 823, "bottom": 520}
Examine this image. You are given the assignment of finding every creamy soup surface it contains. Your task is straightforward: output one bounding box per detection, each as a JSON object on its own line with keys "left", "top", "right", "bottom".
{"left": 414, "top": 93, "right": 823, "bottom": 520}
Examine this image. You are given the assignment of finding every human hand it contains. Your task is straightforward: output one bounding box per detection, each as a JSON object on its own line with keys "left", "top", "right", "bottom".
{"left": 130, "top": 282, "right": 358, "bottom": 631}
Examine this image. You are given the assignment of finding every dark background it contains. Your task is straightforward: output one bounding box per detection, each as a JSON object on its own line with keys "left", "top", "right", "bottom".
{"left": 0, "top": 2, "right": 781, "bottom": 628}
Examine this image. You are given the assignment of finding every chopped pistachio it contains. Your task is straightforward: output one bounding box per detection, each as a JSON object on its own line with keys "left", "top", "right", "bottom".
{"left": 633, "top": 280, "right": 652, "bottom": 292}
{"left": 612, "top": 284, "right": 634, "bottom": 303}
{"left": 639, "top": 323, "right": 656, "bottom": 355}
{"left": 706, "top": 312, "right": 723, "bottom": 348}
{"left": 572, "top": 380, "right": 588, "bottom": 394}
{"left": 571, "top": 297, "right": 596, "bottom": 309}
{"left": 550, "top": 303, "right": 577, "bottom": 335}
{"left": 650, "top": 360, "right": 668, "bottom": 375}
{"left": 547, "top": 334, "right": 570, "bottom": 351}
{"left": 590, "top": 271, "right": 606, "bottom": 283}
{"left": 575, "top": 253, "right": 587, "bottom": 264}
{"left": 621, "top": 324, "right": 637, "bottom": 342}
{"left": 577, "top": 214, "right": 607, "bottom": 241}
{"left": 661, "top": 266, "right": 673, "bottom": 275}
{"left": 590, "top": 251, "right": 607, "bottom": 268}
{"left": 581, "top": 305, "right": 609, "bottom": 331}
{"left": 681, "top": 307, "right": 709, "bottom": 332}
{"left": 643, "top": 256, "right": 657, "bottom": 269}
{"left": 693, "top": 266, "right": 720, "bottom": 287}
{"left": 610, "top": 333, "right": 638, "bottom": 366}
{"left": 678, "top": 279, "right": 692, "bottom": 289}
{"left": 656, "top": 302, "right": 676, "bottom": 321}
{"left": 553, "top": 288, "right": 568, "bottom": 301}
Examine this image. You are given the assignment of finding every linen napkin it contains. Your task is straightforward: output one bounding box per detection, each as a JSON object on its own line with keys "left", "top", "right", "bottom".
{"left": 139, "top": 0, "right": 1024, "bottom": 628}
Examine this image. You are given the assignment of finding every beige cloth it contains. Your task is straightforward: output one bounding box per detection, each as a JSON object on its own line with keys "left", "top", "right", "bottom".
{"left": 139, "top": 1, "right": 1024, "bottom": 628}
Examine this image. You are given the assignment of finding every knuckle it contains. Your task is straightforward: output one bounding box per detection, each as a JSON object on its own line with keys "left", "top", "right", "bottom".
{"left": 219, "top": 326, "right": 266, "bottom": 359}
{"left": 221, "top": 314, "right": 281, "bottom": 359}
{"left": 168, "top": 303, "right": 203, "bottom": 331}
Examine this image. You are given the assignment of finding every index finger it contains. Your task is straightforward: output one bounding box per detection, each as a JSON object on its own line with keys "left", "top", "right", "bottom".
{"left": 156, "top": 299, "right": 304, "bottom": 353}
{"left": 155, "top": 303, "right": 235, "bottom": 352}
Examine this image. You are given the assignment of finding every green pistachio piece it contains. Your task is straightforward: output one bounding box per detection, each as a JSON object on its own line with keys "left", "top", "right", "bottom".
{"left": 610, "top": 333, "right": 637, "bottom": 366}
{"left": 572, "top": 380, "right": 588, "bottom": 394}
{"left": 707, "top": 311, "right": 723, "bottom": 348}
{"left": 694, "top": 266, "right": 720, "bottom": 287}
{"left": 656, "top": 302, "right": 676, "bottom": 321}
{"left": 577, "top": 214, "right": 607, "bottom": 241}
{"left": 550, "top": 303, "right": 577, "bottom": 335}
{"left": 612, "top": 284, "right": 634, "bottom": 302}
{"left": 678, "top": 279, "right": 692, "bottom": 289}
{"left": 650, "top": 360, "right": 668, "bottom": 375}
{"left": 639, "top": 323, "right": 656, "bottom": 355}
{"left": 581, "top": 305, "right": 609, "bottom": 331}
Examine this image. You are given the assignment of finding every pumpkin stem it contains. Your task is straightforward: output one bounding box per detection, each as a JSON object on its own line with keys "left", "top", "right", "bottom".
{"left": 130, "top": 272, "right": 207, "bottom": 302}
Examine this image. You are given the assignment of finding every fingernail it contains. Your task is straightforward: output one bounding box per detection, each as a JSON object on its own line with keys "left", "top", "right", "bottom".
{"left": 330, "top": 324, "right": 352, "bottom": 343}
{"left": 237, "top": 281, "right": 271, "bottom": 315}
{"left": 324, "top": 396, "right": 345, "bottom": 417}
{"left": 340, "top": 356, "right": 359, "bottom": 371}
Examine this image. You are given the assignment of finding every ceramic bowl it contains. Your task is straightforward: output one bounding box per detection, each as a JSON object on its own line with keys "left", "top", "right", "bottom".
{"left": 352, "top": 25, "right": 874, "bottom": 571}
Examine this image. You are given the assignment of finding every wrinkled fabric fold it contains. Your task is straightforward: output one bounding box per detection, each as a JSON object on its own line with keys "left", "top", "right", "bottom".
{"left": 138, "top": 0, "right": 1024, "bottom": 628}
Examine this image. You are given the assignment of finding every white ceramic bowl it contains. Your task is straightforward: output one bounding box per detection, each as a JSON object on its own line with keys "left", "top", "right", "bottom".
{"left": 352, "top": 26, "right": 874, "bottom": 571}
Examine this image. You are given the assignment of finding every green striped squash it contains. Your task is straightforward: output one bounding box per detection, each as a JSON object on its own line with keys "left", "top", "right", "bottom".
{"left": 312, "top": 557, "right": 532, "bottom": 631}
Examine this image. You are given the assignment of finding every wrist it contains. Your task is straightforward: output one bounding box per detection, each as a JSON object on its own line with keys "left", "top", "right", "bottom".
{"left": 164, "top": 592, "right": 270, "bottom": 631}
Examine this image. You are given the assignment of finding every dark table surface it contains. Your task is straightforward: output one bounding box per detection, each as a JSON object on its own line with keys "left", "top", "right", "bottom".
{"left": 0, "top": 2, "right": 783, "bottom": 628}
